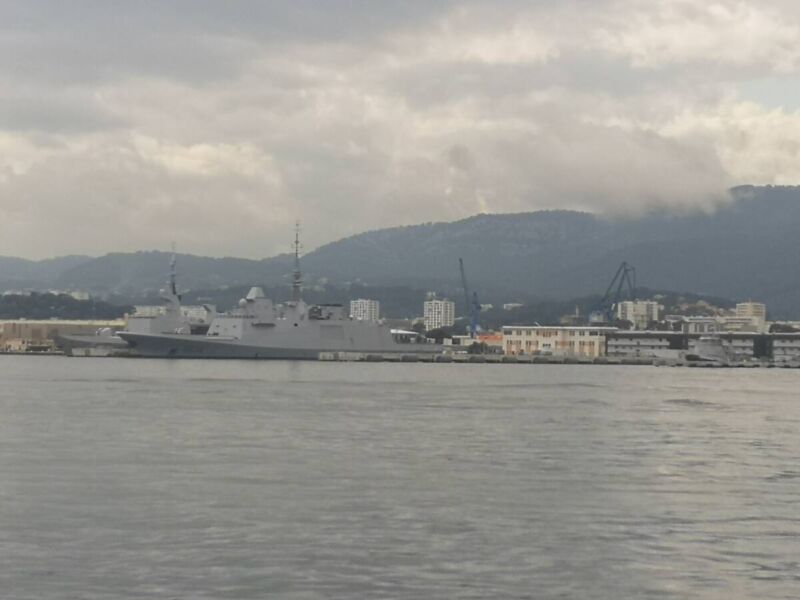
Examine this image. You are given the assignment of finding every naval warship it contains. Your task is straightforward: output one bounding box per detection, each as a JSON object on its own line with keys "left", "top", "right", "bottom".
{"left": 118, "top": 229, "right": 437, "bottom": 359}
{"left": 57, "top": 254, "right": 214, "bottom": 355}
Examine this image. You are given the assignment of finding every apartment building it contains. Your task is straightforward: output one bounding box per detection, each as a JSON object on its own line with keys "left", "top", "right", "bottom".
{"left": 349, "top": 298, "right": 380, "bottom": 322}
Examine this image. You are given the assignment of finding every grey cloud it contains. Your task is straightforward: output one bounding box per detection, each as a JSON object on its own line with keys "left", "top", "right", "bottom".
{"left": 0, "top": 1, "right": 797, "bottom": 259}
{"left": 0, "top": 88, "right": 123, "bottom": 133}
{"left": 0, "top": 1, "right": 458, "bottom": 85}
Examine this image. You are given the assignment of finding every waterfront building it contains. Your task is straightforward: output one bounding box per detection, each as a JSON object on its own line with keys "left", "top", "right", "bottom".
{"left": 606, "top": 330, "right": 797, "bottom": 361}
{"left": 349, "top": 298, "right": 380, "bottom": 322}
{"left": 423, "top": 296, "right": 455, "bottom": 330}
{"left": 616, "top": 300, "right": 660, "bottom": 330}
{"left": 477, "top": 332, "right": 504, "bottom": 349}
{"left": 502, "top": 326, "right": 616, "bottom": 358}
{"left": 0, "top": 319, "right": 125, "bottom": 352}
{"left": 608, "top": 331, "right": 762, "bottom": 360}
{"left": 687, "top": 335, "right": 757, "bottom": 359}
{"left": 773, "top": 334, "right": 800, "bottom": 363}
{"left": 606, "top": 331, "right": 686, "bottom": 359}
{"left": 449, "top": 332, "right": 503, "bottom": 350}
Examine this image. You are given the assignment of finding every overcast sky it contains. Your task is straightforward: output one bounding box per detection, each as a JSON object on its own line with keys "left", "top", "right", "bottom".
{"left": 1, "top": 1, "right": 799, "bottom": 259}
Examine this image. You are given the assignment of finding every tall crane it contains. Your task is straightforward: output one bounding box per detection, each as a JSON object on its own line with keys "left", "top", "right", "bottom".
{"left": 589, "top": 261, "right": 636, "bottom": 324}
{"left": 458, "top": 258, "right": 482, "bottom": 338}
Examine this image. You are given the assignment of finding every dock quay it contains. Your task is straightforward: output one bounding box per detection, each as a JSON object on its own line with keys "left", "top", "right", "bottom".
{"left": 318, "top": 352, "right": 655, "bottom": 365}
{"left": 317, "top": 352, "right": 800, "bottom": 368}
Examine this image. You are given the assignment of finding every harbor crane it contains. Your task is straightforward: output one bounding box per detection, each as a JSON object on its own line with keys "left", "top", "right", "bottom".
{"left": 589, "top": 261, "right": 636, "bottom": 324}
{"left": 458, "top": 258, "right": 482, "bottom": 338}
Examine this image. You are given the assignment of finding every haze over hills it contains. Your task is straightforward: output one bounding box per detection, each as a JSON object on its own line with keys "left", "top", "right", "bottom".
{"left": 2, "top": 185, "right": 799, "bottom": 317}
{"left": 0, "top": 255, "right": 94, "bottom": 288}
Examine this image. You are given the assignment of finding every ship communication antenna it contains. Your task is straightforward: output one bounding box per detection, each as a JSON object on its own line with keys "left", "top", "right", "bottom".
{"left": 291, "top": 222, "right": 303, "bottom": 302}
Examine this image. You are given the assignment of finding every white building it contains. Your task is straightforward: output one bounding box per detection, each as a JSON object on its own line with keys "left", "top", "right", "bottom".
{"left": 616, "top": 300, "right": 660, "bottom": 330}
{"left": 502, "top": 326, "right": 616, "bottom": 358}
{"left": 606, "top": 331, "right": 684, "bottom": 359}
{"left": 349, "top": 298, "right": 380, "bottom": 322}
{"left": 678, "top": 314, "right": 766, "bottom": 334}
{"left": 736, "top": 301, "right": 766, "bottom": 320}
{"left": 423, "top": 296, "right": 455, "bottom": 330}
{"left": 734, "top": 302, "right": 767, "bottom": 331}
{"left": 773, "top": 334, "right": 800, "bottom": 363}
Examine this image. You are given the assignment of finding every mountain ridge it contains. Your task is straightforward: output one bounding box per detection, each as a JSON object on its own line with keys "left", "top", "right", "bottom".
{"left": 1, "top": 185, "right": 799, "bottom": 316}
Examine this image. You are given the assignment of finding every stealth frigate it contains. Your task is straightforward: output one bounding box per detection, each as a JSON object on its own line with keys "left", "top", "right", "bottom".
{"left": 117, "top": 228, "right": 437, "bottom": 359}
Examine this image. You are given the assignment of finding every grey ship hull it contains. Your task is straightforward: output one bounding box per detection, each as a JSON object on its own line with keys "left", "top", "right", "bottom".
{"left": 56, "top": 333, "right": 128, "bottom": 351}
{"left": 118, "top": 331, "right": 439, "bottom": 360}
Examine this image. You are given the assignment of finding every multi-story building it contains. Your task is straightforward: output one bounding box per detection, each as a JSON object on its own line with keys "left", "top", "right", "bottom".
{"left": 674, "top": 313, "right": 767, "bottom": 334}
{"left": 501, "top": 326, "right": 800, "bottom": 362}
{"left": 606, "top": 330, "right": 793, "bottom": 361}
{"left": 736, "top": 301, "right": 766, "bottom": 320}
{"left": 734, "top": 301, "right": 767, "bottom": 331}
{"left": 502, "top": 326, "right": 616, "bottom": 358}
{"left": 773, "top": 334, "right": 800, "bottom": 363}
{"left": 606, "top": 331, "right": 686, "bottom": 358}
{"left": 616, "top": 300, "right": 660, "bottom": 330}
{"left": 349, "top": 298, "right": 380, "bottom": 322}
{"left": 423, "top": 296, "right": 455, "bottom": 331}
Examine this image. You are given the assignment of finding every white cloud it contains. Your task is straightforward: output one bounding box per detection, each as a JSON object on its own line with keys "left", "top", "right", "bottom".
{"left": 661, "top": 100, "right": 800, "bottom": 185}
{"left": 0, "top": 1, "right": 799, "bottom": 259}
{"left": 598, "top": 0, "right": 800, "bottom": 72}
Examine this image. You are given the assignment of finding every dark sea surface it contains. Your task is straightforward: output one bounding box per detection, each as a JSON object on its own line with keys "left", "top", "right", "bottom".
{"left": 1, "top": 356, "right": 798, "bottom": 599}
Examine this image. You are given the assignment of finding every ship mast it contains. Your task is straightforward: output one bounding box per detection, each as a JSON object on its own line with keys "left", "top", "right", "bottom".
{"left": 169, "top": 244, "right": 178, "bottom": 297}
{"left": 291, "top": 222, "right": 303, "bottom": 302}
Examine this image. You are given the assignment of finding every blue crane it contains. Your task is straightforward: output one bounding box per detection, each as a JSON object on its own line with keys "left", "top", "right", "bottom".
{"left": 589, "top": 261, "right": 636, "bottom": 324}
{"left": 458, "top": 258, "right": 482, "bottom": 338}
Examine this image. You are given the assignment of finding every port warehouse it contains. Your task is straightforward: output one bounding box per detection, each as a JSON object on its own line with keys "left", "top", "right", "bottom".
{"left": 501, "top": 326, "right": 800, "bottom": 363}
{"left": 0, "top": 319, "right": 124, "bottom": 352}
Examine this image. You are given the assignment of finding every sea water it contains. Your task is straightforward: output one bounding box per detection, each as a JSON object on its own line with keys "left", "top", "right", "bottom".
{"left": 1, "top": 357, "right": 798, "bottom": 599}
